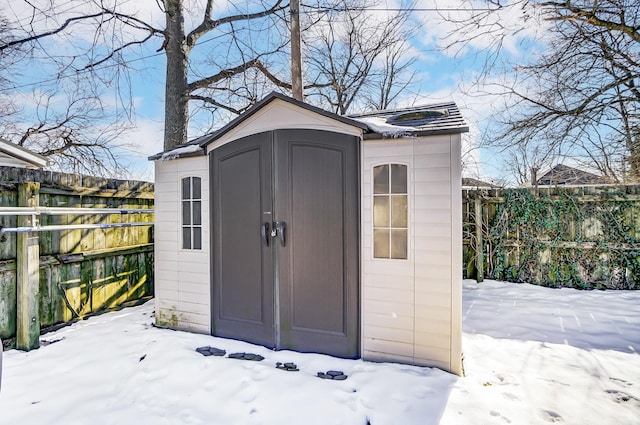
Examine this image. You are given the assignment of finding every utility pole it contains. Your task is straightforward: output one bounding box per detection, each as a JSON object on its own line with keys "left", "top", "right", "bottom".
{"left": 290, "top": 0, "right": 303, "bottom": 101}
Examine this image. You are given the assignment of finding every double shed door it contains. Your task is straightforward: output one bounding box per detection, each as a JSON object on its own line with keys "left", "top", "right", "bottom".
{"left": 211, "top": 129, "right": 359, "bottom": 358}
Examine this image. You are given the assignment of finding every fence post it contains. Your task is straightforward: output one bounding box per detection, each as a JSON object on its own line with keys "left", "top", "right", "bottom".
{"left": 475, "top": 194, "right": 484, "bottom": 283}
{"left": 16, "top": 182, "right": 40, "bottom": 351}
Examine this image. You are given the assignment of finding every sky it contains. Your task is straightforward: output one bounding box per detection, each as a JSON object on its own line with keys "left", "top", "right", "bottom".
{"left": 1, "top": 279, "right": 639, "bottom": 424}
{"left": 0, "top": 0, "right": 546, "bottom": 182}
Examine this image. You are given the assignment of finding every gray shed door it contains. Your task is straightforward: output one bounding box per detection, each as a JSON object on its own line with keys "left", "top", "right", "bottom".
{"left": 211, "top": 129, "right": 359, "bottom": 358}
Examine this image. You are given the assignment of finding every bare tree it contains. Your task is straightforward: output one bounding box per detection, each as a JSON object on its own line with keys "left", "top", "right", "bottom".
{"left": 1, "top": 0, "right": 422, "bottom": 173}
{"left": 0, "top": 6, "right": 143, "bottom": 175}
{"left": 439, "top": 0, "right": 640, "bottom": 183}
{"left": 363, "top": 38, "right": 417, "bottom": 111}
{"left": 302, "top": 0, "right": 417, "bottom": 114}
{"left": 1, "top": 82, "right": 135, "bottom": 175}
{"left": 0, "top": 0, "right": 289, "bottom": 161}
{"left": 161, "top": 0, "right": 289, "bottom": 149}
{"left": 0, "top": 14, "right": 26, "bottom": 121}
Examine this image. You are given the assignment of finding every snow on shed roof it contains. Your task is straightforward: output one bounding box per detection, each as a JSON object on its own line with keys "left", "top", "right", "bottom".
{"left": 150, "top": 93, "right": 469, "bottom": 160}
{"left": 348, "top": 101, "right": 469, "bottom": 139}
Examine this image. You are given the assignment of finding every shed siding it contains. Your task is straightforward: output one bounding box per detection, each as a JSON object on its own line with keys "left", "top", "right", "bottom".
{"left": 154, "top": 156, "right": 211, "bottom": 334}
{"left": 361, "top": 135, "right": 462, "bottom": 375}
{"left": 361, "top": 139, "right": 415, "bottom": 363}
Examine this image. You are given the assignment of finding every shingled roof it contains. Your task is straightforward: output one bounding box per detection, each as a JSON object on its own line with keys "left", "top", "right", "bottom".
{"left": 150, "top": 93, "right": 469, "bottom": 160}
{"left": 348, "top": 101, "right": 469, "bottom": 139}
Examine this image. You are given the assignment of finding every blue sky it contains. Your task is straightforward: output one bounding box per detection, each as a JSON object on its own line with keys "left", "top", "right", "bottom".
{"left": 1, "top": 0, "right": 544, "bottom": 182}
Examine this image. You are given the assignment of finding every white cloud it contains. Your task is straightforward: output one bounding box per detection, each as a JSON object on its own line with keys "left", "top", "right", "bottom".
{"left": 116, "top": 117, "right": 165, "bottom": 181}
{"left": 387, "top": 64, "right": 525, "bottom": 181}
{"left": 416, "top": 0, "right": 548, "bottom": 59}
{"left": 120, "top": 117, "right": 165, "bottom": 157}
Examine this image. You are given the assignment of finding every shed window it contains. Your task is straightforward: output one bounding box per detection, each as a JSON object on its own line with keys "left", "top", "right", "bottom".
{"left": 373, "top": 164, "right": 408, "bottom": 259}
{"left": 182, "top": 177, "right": 202, "bottom": 250}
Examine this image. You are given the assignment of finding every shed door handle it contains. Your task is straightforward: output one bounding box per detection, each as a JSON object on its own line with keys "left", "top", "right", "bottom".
{"left": 261, "top": 222, "right": 270, "bottom": 247}
{"left": 276, "top": 221, "right": 286, "bottom": 247}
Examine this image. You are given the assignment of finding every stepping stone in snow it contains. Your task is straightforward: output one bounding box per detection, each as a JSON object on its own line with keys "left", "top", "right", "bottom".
{"left": 317, "top": 370, "right": 348, "bottom": 380}
{"left": 228, "top": 352, "right": 265, "bottom": 361}
{"left": 276, "top": 362, "right": 299, "bottom": 371}
{"left": 196, "top": 346, "right": 227, "bottom": 357}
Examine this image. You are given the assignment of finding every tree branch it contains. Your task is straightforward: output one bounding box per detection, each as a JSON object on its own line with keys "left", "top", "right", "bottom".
{"left": 81, "top": 32, "right": 158, "bottom": 70}
{"left": 0, "top": 12, "right": 105, "bottom": 52}
{"left": 542, "top": 1, "right": 640, "bottom": 43}
{"left": 189, "top": 94, "right": 245, "bottom": 115}
{"left": 186, "top": 0, "right": 287, "bottom": 48}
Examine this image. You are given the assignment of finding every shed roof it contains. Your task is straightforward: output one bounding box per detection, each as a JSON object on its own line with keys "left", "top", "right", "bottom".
{"left": 150, "top": 92, "right": 469, "bottom": 160}
{"left": 348, "top": 101, "right": 469, "bottom": 139}
{"left": 0, "top": 138, "right": 48, "bottom": 169}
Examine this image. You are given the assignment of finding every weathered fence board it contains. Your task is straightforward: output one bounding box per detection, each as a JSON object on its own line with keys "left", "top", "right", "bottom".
{"left": 463, "top": 185, "right": 640, "bottom": 289}
{"left": 0, "top": 166, "right": 154, "bottom": 340}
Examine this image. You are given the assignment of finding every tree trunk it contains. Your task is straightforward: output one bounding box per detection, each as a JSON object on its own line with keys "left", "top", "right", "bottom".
{"left": 164, "top": 0, "right": 189, "bottom": 151}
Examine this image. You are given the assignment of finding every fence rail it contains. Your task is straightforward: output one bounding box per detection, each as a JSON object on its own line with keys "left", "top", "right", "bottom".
{"left": 0, "top": 206, "right": 154, "bottom": 233}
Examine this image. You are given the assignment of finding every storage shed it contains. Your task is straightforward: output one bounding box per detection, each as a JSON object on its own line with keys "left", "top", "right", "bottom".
{"left": 150, "top": 92, "right": 468, "bottom": 375}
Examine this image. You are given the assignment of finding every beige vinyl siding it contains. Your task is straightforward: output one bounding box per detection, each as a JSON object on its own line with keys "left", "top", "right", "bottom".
{"left": 362, "top": 139, "right": 415, "bottom": 363}
{"left": 154, "top": 156, "right": 211, "bottom": 334}
{"left": 361, "top": 135, "right": 462, "bottom": 375}
{"left": 449, "top": 134, "right": 463, "bottom": 375}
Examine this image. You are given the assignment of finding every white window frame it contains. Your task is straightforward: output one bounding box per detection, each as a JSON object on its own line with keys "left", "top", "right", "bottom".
{"left": 181, "top": 176, "right": 202, "bottom": 250}
{"left": 372, "top": 163, "right": 409, "bottom": 260}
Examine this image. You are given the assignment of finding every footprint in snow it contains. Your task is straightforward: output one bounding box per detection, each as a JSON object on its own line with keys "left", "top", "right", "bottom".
{"left": 502, "top": 392, "right": 520, "bottom": 401}
{"left": 489, "top": 410, "right": 512, "bottom": 423}
{"left": 540, "top": 410, "right": 564, "bottom": 423}
{"left": 605, "top": 389, "right": 640, "bottom": 407}
{"left": 609, "top": 377, "right": 633, "bottom": 387}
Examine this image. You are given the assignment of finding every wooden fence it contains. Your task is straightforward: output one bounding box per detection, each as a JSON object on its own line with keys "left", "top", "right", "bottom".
{"left": 0, "top": 166, "right": 154, "bottom": 345}
{"left": 463, "top": 185, "right": 640, "bottom": 289}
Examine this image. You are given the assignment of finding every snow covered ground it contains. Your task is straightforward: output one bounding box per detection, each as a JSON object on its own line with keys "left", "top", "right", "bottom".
{"left": 1, "top": 279, "right": 638, "bottom": 425}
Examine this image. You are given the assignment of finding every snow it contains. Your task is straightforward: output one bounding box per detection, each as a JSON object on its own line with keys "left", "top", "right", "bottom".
{"left": 352, "top": 116, "right": 420, "bottom": 137}
{"left": 1, "top": 280, "right": 639, "bottom": 424}
{"left": 160, "top": 144, "right": 203, "bottom": 160}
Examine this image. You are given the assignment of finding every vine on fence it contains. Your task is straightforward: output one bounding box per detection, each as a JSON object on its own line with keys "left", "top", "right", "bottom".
{"left": 482, "top": 189, "right": 640, "bottom": 289}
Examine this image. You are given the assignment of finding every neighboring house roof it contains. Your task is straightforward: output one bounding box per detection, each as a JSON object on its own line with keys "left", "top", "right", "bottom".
{"left": 0, "top": 138, "right": 48, "bottom": 169}
{"left": 150, "top": 92, "right": 469, "bottom": 160}
{"left": 462, "top": 177, "right": 501, "bottom": 189}
{"left": 535, "top": 164, "right": 608, "bottom": 186}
